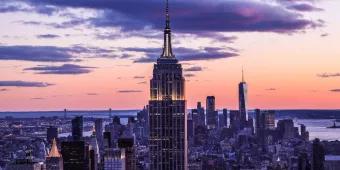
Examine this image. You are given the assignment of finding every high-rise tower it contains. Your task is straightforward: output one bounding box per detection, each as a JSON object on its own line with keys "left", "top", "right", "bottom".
{"left": 46, "top": 138, "right": 63, "bottom": 170}
{"left": 206, "top": 96, "right": 218, "bottom": 129}
{"left": 149, "top": 0, "right": 187, "bottom": 169}
{"left": 239, "top": 68, "right": 248, "bottom": 129}
{"left": 72, "top": 116, "right": 83, "bottom": 141}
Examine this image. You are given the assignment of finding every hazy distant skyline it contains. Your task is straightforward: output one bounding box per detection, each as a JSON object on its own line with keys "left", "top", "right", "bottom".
{"left": 0, "top": 0, "right": 339, "bottom": 111}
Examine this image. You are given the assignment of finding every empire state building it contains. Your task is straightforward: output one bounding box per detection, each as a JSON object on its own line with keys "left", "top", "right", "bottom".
{"left": 149, "top": 0, "right": 187, "bottom": 169}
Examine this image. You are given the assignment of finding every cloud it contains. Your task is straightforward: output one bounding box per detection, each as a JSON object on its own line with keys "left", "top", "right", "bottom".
{"left": 184, "top": 66, "right": 203, "bottom": 72}
{"left": 0, "top": 45, "right": 115, "bottom": 62}
{"left": 31, "top": 97, "right": 45, "bottom": 100}
{"left": 266, "top": 88, "right": 277, "bottom": 91}
{"left": 0, "top": 88, "right": 8, "bottom": 92}
{"left": 287, "top": 3, "right": 323, "bottom": 12}
{"left": 24, "top": 64, "right": 96, "bottom": 75}
{"left": 133, "top": 76, "right": 145, "bottom": 79}
{"left": 19, "top": 0, "right": 321, "bottom": 33}
{"left": 117, "top": 90, "right": 143, "bottom": 93}
{"left": 0, "top": 2, "right": 30, "bottom": 13}
{"left": 0, "top": 81, "right": 54, "bottom": 87}
{"left": 317, "top": 73, "right": 340, "bottom": 78}
{"left": 131, "top": 47, "right": 238, "bottom": 63}
{"left": 137, "top": 81, "right": 147, "bottom": 84}
{"left": 37, "top": 34, "right": 60, "bottom": 39}
{"left": 330, "top": 89, "right": 340, "bottom": 93}
{"left": 321, "top": 33, "right": 329, "bottom": 37}
{"left": 184, "top": 73, "right": 195, "bottom": 78}
{"left": 87, "top": 93, "right": 98, "bottom": 96}
{"left": 0, "top": 45, "right": 74, "bottom": 62}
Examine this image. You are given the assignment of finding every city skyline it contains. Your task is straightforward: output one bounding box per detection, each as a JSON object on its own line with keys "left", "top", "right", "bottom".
{"left": 0, "top": 0, "right": 340, "bottom": 111}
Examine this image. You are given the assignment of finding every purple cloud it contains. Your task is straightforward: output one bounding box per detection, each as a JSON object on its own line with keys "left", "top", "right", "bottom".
{"left": 19, "top": 0, "right": 322, "bottom": 33}
{"left": 287, "top": 3, "right": 323, "bottom": 12}
{"left": 37, "top": 34, "right": 60, "bottom": 39}
{"left": 131, "top": 47, "right": 238, "bottom": 63}
{"left": 87, "top": 93, "right": 98, "bottom": 96}
{"left": 184, "top": 73, "right": 195, "bottom": 78}
{"left": 317, "top": 73, "right": 340, "bottom": 78}
{"left": 0, "top": 45, "right": 74, "bottom": 62}
{"left": 117, "top": 90, "right": 143, "bottom": 93}
{"left": 0, "top": 45, "right": 115, "bottom": 62}
{"left": 321, "top": 33, "right": 329, "bottom": 37}
{"left": 137, "top": 81, "right": 147, "bottom": 84}
{"left": 24, "top": 64, "right": 96, "bottom": 75}
{"left": 330, "top": 89, "right": 340, "bottom": 93}
{"left": 31, "top": 97, "right": 45, "bottom": 100}
{"left": 184, "top": 66, "right": 203, "bottom": 72}
{"left": 0, "top": 81, "right": 54, "bottom": 87}
{"left": 133, "top": 76, "right": 145, "bottom": 79}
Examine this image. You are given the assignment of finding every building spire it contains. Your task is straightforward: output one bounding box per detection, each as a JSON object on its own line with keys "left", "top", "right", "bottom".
{"left": 242, "top": 67, "right": 245, "bottom": 82}
{"left": 166, "top": 0, "right": 170, "bottom": 29}
{"left": 161, "top": 0, "right": 174, "bottom": 58}
{"left": 48, "top": 138, "right": 61, "bottom": 158}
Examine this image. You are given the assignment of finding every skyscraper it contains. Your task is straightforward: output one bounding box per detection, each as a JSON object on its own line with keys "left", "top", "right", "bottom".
{"left": 196, "top": 102, "right": 205, "bottom": 127}
{"left": 219, "top": 109, "right": 228, "bottom": 128}
{"left": 206, "top": 96, "right": 218, "bottom": 129}
{"left": 118, "top": 138, "right": 136, "bottom": 170}
{"left": 46, "top": 138, "right": 63, "bottom": 170}
{"left": 230, "top": 110, "right": 241, "bottom": 131}
{"left": 95, "top": 118, "right": 104, "bottom": 152}
{"left": 61, "top": 141, "right": 89, "bottom": 170}
{"left": 239, "top": 69, "right": 248, "bottom": 129}
{"left": 149, "top": 0, "right": 187, "bottom": 169}
{"left": 47, "top": 126, "right": 58, "bottom": 144}
{"left": 312, "top": 138, "right": 325, "bottom": 170}
{"left": 103, "top": 148, "right": 125, "bottom": 170}
{"left": 72, "top": 116, "right": 83, "bottom": 141}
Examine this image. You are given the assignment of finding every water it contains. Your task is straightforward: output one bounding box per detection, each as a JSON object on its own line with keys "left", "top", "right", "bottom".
{"left": 0, "top": 110, "right": 139, "bottom": 118}
{"left": 1, "top": 110, "right": 339, "bottom": 141}
{"left": 294, "top": 119, "right": 340, "bottom": 141}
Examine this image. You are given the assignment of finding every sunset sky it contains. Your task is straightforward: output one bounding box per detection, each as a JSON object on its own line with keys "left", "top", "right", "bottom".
{"left": 0, "top": 0, "right": 339, "bottom": 111}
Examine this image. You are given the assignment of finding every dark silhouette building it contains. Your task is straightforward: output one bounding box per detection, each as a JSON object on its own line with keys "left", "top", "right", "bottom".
{"left": 72, "top": 116, "right": 83, "bottom": 141}
{"left": 95, "top": 118, "right": 104, "bottom": 152}
{"left": 46, "top": 138, "right": 63, "bottom": 170}
{"left": 118, "top": 138, "right": 136, "bottom": 170}
{"left": 148, "top": 0, "right": 187, "bottom": 169}
{"left": 103, "top": 131, "right": 112, "bottom": 149}
{"left": 219, "top": 109, "right": 228, "bottom": 128}
{"left": 61, "top": 141, "right": 89, "bottom": 170}
{"left": 239, "top": 69, "right": 248, "bottom": 129}
{"left": 196, "top": 102, "right": 205, "bottom": 127}
{"left": 206, "top": 96, "right": 218, "bottom": 129}
{"left": 312, "top": 138, "right": 325, "bottom": 170}
{"left": 47, "top": 126, "right": 58, "bottom": 144}
{"left": 230, "top": 110, "right": 241, "bottom": 131}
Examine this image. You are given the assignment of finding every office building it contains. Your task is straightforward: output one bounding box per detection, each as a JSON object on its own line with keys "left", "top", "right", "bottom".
{"left": 47, "top": 126, "right": 58, "bottom": 144}
{"left": 239, "top": 69, "right": 248, "bottom": 129}
{"left": 103, "top": 149, "right": 125, "bottom": 170}
{"left": 230, "top": 110, "right": 241, "bottom": 131}
{"left": 312, "top": 138, "right": 325, "bottom": 170}
{"left": 206, "top": 96, "right": 218, "bottom": 129}
{"left": 72, "top": 116, "right": 83, "bottom": 141}
{"left": 118, "top": 138, "right": 136, "bottom": 170}
{"left": 219, "top": 109, "right": 228, "bottom": 128}
{"left": 148, "top": 0, "right": 187, "bottom": 169}
{"left": 196, "top": 102, "right": 205, "bottom": 127}
{"left": 61, "top": 141, "right": 89, "bottom": 170}
{"left": 46, "top": 138, "right": 63, "bottom": 170}
{"left": 95, "top": 118, "right": 104, "bottom": 151}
